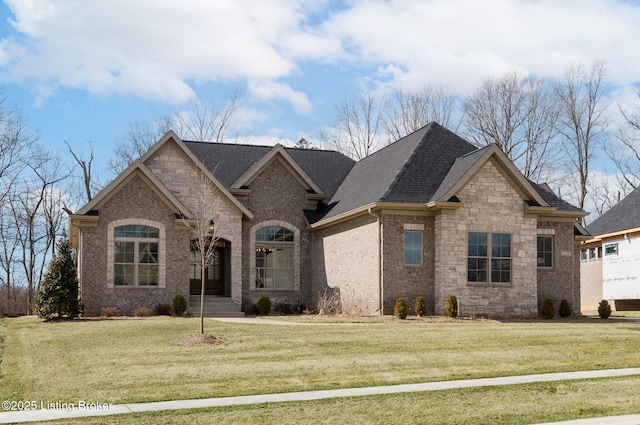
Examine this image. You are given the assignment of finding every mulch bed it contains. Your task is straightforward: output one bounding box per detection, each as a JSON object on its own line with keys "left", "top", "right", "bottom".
{"left": 177, "top": 333, "right": 225, "bottom": 346}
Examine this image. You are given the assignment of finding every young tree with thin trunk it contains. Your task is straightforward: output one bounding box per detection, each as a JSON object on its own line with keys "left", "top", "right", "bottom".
{"left": 181, "top": 165, "right": 220, "bottom": 336}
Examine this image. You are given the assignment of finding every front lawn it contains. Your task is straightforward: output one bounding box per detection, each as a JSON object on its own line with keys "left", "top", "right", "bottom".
{"left": 1, "top": 315, "right": 639, "bottom": 408}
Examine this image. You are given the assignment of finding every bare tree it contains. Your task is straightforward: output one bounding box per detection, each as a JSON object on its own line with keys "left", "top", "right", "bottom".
{"left": 323, "top": 90, "right": 387, "bottom": 160}
{"left": 12, "top": 148, "right": 70, "bottom": 309}
{"left": 385, "top": 86, "right": 460, "bottom": 141}
{"left": 604, "top": 83, "right": 640, "bottom": 191}
{"left": 110, "top": 119, "right": 173, "bottom": 174}
{"left": 180, "top": 165, "right": 220, "bottom": 336}
{"left": 0, "top": 92, "right": 36, "bottom": 201}
{"left": 463, "top": 72, "right": 561, "bottom": 181}
{"left": 173, "top": 89, "right": 242, "bottom": 142}
{"left": 110, "top": 90, "right": 243, "bottom": 175}
{"left": 65, "top": 140, "right": 101, "bottom": 203}
{"left": 555, "top": 61, "right": 610, "bottom": 212}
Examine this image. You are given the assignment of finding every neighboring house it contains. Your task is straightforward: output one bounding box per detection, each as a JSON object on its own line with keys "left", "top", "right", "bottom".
{"left": 581, "top": 187, "right": 640, "bottom": 312}
{"left": 69, "top": 122, "right": 588, "bottom": 317}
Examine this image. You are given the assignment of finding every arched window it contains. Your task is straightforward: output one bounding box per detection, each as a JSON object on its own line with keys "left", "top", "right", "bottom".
{"left": 114, "top": 225, "right": 160, "bottom": 286}
{"left": 255, "top": 226, "right": 294, "bottom": 289}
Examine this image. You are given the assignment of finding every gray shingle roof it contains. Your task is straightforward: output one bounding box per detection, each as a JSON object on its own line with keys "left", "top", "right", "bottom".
{"left": 322, "top": 123, "right": 478, "bottom": 219}
{"left": 183, "top": 141, "right": 355, "bottom": 196}
{"left": 586, "top": 186, "right": 640, "bottom": 235}
{"left": 183, "top": 124, "right": 584, "bottom": 225}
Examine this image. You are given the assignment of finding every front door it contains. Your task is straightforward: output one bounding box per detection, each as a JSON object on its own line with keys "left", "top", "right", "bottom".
{"left": 190, "top": 246, "right": 225, "bottom": 295}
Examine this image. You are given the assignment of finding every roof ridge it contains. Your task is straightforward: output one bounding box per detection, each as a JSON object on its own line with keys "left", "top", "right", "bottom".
{"left": 182, "top": 139, "right": 342, "bottom": 154}
{"left": 379, "top": 123, "right": 436, "bottom": 201}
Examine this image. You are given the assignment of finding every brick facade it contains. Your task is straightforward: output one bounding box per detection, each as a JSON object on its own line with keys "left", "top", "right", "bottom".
{"left": 537, "top": 220, "right": 581, "bottom": 314}
{"left": 312, "top": 215, "right": 381, "bottom": 314}
{"left": 75, "top": 135, "right": 583, "bottom": 318}
{"left": 434, "top": 161, "right": 538, "bottom": 317}
{"left": 240, "top": 157, "right": 314, "bottom": 312}
{"left": 145, "top": 141, "right": 244, "bottom": 305}
{"left": 381, "top": 214, "right": 436, "bottom": 315}
{"left": 78, "top": 174, "right": 191, "bottom": 316}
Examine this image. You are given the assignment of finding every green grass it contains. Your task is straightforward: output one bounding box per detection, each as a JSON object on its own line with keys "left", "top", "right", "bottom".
{"left": 612, "top": 310, "right": 640, "bottom": 318}
{"left": 1, "top": 315, "right": 640, "bottom": 423}
{"left": 29, "top": 377, "right": 640, "bottom": 425}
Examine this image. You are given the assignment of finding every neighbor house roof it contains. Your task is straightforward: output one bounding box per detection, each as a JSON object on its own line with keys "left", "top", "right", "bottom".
{"left": 587, "top": 186, "right": 640, "bottom": 236}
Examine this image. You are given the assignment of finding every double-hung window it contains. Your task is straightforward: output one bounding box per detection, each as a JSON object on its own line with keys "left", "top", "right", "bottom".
{"left": 468, "top": 232, "right": 511, "bottom": 284}
{"left": 114, "top": 225, "right": 159, "bottom": 286}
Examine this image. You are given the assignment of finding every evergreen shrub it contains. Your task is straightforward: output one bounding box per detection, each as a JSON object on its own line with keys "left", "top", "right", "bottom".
{"left": 542, "top": 299, "right": 555, "bottom": 319}
{"left": 256, "top": 296, "right": 272, "bottom": 315}
{"left": 394, "top": 298, "right": 408, "bottom": 319}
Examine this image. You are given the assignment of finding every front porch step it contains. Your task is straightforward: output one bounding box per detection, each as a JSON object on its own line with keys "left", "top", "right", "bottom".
{"left": 188, "top": 296, "right": 245, "bottom": 318}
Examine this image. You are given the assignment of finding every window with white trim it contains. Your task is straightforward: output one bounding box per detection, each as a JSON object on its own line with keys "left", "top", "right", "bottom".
{"left": 114, "top": 225, "right": 159, "bottom": 286}
{"left": 468, "top": 232, "right": 511, "bottom": 283}
{"left": 255, "top": 226, "right": 294, "bottom": 289}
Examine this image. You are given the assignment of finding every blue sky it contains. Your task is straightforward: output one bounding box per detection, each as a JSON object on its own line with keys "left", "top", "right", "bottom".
{"left": 1, "top": 0, "right": 640, "bottom": 183}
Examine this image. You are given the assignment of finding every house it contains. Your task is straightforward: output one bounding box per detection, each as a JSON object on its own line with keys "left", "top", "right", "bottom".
{"left": 581, "top": 187, "right": 640, "bottom": 312}
{"left": 69, "top": 122, "right": 588, "bottom": 317}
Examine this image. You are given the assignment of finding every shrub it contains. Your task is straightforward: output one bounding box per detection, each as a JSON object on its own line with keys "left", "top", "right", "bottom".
{"left": 445, "top": 295, "right": 458, "bottom": 318}
{"left": 134, "top": 306, "right": 151, "bottom": 317}
{"left": 154, "top": 303, "right": 172, "bottom": 316}
{"left": 315, "top": 289, "right": 341, "bottom": 315}
{"left": 415, "top": 296, "right": 426, "bottom": 317}
{"left": 101, "top": 306, "right": 119, "bottom": 317}
{"left": 598, "top": 299, "right": 612, "bottom": 319}
{"left": 171, "top": 294, "right": 188, "bottom": 316}
{"left": 542, "top": 299, "right": 555, "bottom": 319}
{"left": 394, "top": 298, "right": 408, "bottom": 319}
{"left": 559, "top": 299, "right": 572, "bottom": 318}
{"left": 256, "top": 296, "right": 272, "bottom": 315}
{"left": 273, "top": 303, "right": 292, "bottom": 315}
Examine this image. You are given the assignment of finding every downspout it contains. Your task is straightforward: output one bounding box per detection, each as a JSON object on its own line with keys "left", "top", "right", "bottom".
{"left": 368, "top": 207, "right": 383, "bottom": 315}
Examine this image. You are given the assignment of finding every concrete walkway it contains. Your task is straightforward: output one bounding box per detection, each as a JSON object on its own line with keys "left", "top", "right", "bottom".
{"left": 1, "top": 368, "right": 639, "bottom": 424}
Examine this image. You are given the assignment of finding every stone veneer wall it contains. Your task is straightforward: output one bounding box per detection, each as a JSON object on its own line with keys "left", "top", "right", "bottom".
{"left": 79, "top": 175, "right": 191, "bottom": 316}
{"left": 536, "top": 220, "right": 581, "bottom": 314}
{"left": 434, "top": 161, "right": 538, "bottom": 317}
{"left": 239, "top": 158, "right": 314, "bottom": 312}
{"left": 311, "top": 215, "right": 381, "bottom": 315}
{"left": 144, "top": 141, "right": 244, "bottom": 305}
{"left": 381, "top": 214, "right": 436, "bottom": 315}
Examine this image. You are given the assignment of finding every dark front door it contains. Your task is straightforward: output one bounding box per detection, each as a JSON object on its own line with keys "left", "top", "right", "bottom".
{"left": 190, "top": 246, "right": 225, "bottom": 296}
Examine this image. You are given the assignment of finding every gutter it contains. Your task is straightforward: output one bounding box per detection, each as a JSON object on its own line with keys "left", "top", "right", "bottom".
{"left": 368, "top": 207, "right": 383, "bottom": 315}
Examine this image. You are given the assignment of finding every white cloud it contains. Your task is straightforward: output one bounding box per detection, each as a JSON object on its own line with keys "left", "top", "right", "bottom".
{"left": 2, "top": 0, "right": 640, "bottom": 112}
{"left": 248, "top": 80, "right": 313, "bottom": 114}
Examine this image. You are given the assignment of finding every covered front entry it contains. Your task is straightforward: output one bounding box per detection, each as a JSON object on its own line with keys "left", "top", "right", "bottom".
{"left": 189, "top": 241, "right": 230, "bottom": 296}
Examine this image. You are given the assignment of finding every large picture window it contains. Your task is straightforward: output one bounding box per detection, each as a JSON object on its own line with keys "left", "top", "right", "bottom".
{"left": 255, "top": 226, "right": 294, "bottom": 290}
{"left": 468, "top": 232, "right": 511, "bottom": 284}
{"left": 114, "top": 225, "right": 159, "bottom": 286}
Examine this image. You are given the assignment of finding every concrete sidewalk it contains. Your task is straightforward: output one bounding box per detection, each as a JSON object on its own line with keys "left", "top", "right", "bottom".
{"left": 1, "top": 368, "right": 639, "bottom": 424}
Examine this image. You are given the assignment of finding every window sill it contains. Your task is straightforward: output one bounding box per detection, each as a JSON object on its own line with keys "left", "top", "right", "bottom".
{"left": 467, "top": 281, "right": 512, "bottom": 288}
{"left": 253, "top": 288, "right": 299, "bottom": 292}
